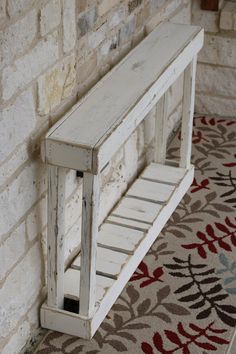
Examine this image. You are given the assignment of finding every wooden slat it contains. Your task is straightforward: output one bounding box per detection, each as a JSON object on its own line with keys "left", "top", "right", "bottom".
{"left": 65, "top": 269, "right": 114, "bottom": 303}
{"left": 112, "top": 197, "right": 162, "bottom": 224}
{"left": 180, "top": 56, "right": 197, "bottom": 168}
{"left": 47, "top": 165, "right": 66, "bottom": 309}
{"left": 79, "top": 173, "right": 99, "bottom": 317}
{"left": 72, "top": 248, "right": 129, "bottom": 279}
{"left": 141, "top": 163, "right": 186, "bottom": 185}
{"left": 127, "top": 179, "right": 174, "bottom": 203}
{"left": 154, "top": 92, "right": 168, "bottom": 164}
{"left": 98, "top": 223, "right": 145, "bottom": 254}
{"left": 107, "top": 215, "right": 150, "bottom": 232}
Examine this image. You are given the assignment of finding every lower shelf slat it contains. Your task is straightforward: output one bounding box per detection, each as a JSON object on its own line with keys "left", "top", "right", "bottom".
{"left": 41, "top": 162, "right": 194, "bottom": 339}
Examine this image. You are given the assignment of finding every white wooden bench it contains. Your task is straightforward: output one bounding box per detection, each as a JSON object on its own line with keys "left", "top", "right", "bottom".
{"left": 40, "top": 22, "right": 204, "bottom": 339}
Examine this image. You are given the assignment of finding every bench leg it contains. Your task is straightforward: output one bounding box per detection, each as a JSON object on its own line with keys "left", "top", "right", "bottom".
{"left": 154, "top": 91, "right": 168, "bottom": 164}
{"left": 47, "top": 165, "right": 66, "bottom": 309}
{"left": 180, "top": 56, "right": 197, "bottom": 168}
{"left": 79, "top": 173, "right": 99, "bottom": 317}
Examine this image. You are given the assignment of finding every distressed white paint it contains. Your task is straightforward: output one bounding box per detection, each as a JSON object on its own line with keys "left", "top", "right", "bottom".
{"left": 180, "top": 56, "right": 197, "bottom": 168}
{"left": 44, "top": 23, "right": 203, "bottom": 173}
{"left": 41, "top": 21, "right": 203, "bottom": 339}
{"left": 47, "top": 165, "right": 66, "bottom": 309}
{"left": 41, "top": 165, "right": 194, "bottom": 338}
{"left": 79, "top": 173, "right": 99, "bottom": 317}
{"left": 154, "top": 92, "right": 168, "bottom": 164}
{"left": 72, "top": 248, "right": 129, "bottom": 279}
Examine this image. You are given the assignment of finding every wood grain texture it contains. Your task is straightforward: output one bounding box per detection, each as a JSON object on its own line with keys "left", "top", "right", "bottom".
{"left": 79, "top": 173, "right": 99, "bottom": 317}
{"left": 180, "top": 56, "right": 197, "bottom": 169}
{"left": 47, "top": 165, "right": 66, "bottom": 309}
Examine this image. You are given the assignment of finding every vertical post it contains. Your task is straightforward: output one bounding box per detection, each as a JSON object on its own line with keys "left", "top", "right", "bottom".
{"left": 154, "top": 91, "right": 168, "bottom": 164}
{"left": 79, "top": 173, "right": 99, "bottom": 317}
{"left": 47, "top": 165, "right": 66, "bottom": 309}
{"left": 180, "top": 56, "right": 197, "bottom": 168}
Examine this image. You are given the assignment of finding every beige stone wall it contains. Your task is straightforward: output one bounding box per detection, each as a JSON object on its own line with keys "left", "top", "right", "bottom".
{"left": 0, "top": 1, "right": 191, "bottom": 352}
{"left": 192, "top": 0, "right": 236, "bottom": 118}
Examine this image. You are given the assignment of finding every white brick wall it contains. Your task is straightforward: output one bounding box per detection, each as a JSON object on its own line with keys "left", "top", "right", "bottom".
{"left": 2, "top": 33, "right": 59, "bottom": 100}
{"left": 0, "top": 9, "right": 37, "bottom": 70}
{"left": 0, "top": 89, "right": 36, "bottom": 164}
{"left": 40, "top": 0, "right": 61, "bottom": 36}
{"left": 193, "top": 0, "right": 236, "bottom": 117}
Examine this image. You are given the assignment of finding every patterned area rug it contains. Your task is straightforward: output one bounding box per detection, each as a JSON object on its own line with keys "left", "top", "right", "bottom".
{"left": 35, "top": 116, "right": 236, "bottom": 354}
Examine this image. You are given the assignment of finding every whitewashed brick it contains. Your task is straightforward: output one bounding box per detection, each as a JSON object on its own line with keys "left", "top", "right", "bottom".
{"left": 109, "top": 6, "right": 125, "bottom": 28}
{"left": 119, "top": 15, "right": 136, "bottom": 44}
{"left": 98, "top": 0, "right": 120, "bottom": 16}
{"left": 0, "top": 161, "right": 46, "bottom": 236}
{"left": 63, "top": 0, "right": 76, "bottom": 53}
{"left": 0, "top": 0, "right": 6, "bottom": 23}
{"left": 0, "top": 223, "right": 26, "bottom": 281}
{"left": 40, "top": 0, "right": 61, "bottom": 36}
{"left": 171, "top": 2, "right": 191, "bottom": 25}
{"left": 1, "top": 321, "right": 31, "bottom": 354}
{"left": 2, "top": 33, "right": 59, "bottom": 100}
{"left": 0, "top": 144, "right": 28, "bottom": 188}
{"left": 196, "top": 64, "right": 236, "bottom": 97}
{"left": 65, "top": 169, "right": 80, "bottom": 199}
{"left": 220, "top": 2, "right": 236, "bottom": 31}
{"left": 192, "top": 0, "right": 219, "bottom": 32}
{"left": 7, "top": 0, "right": 34, "bottom": 17}
{"left": 0, "top": 10, "right": 37, "bottom": 70}
{"left": 0, "top": 89, "right": 36, "bottom": 164}
{"left": 26, "top": 196, "right": 47, "bottom": 241}
{"left": 199, "top": 34, "right": 236, "bottom": 68}
{"left": 88, "top": 23, "right": 107, "bottom": 49}
{"left": 0, "top": 243, "right": 42, "bottom": 338}
{"left": 38, "top": 55, "right": 76, "bottom": 115}
{"left": 124, "top": 131, "right": 139, "bottom": 181}
{"left": 195, "top": 94, "right": 236, "bottom": 118}
{"left": 78, "top": 6, "right": 97, "bottom": 38}
{"left": 65, "top": 220, "right": 81, "bottom": 261}
{"left": 167, "top": 73, "right": 184, "bottom": 115}
{"left": 65, "top": 185, "right": 82, "bottom": 234}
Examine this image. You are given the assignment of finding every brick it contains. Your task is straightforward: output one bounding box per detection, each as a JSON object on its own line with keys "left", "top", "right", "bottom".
{"left": 0, "top": 144, "right": 28, "bottom": 187}
{"left": 63, "top": 0, "right": 76, "bottom": 53}
{"left": 136, "top": 5, "right": 150, "bottom": 29}
{"left": 0, "top": 89, "right": 36, "bottom": 165}
{"left": 98, "top": 0, "right": 120, "bottom": 16}
{"left": 119, "top": 15, "right": 136, "bottom": 44}
{"left": 77, "top": 0, "right": 88, "bottom": 13}
{"left": 151, "top": 0, "right": 165, "bottom": 9}
{"left": 78, "top": 6, "right": 97, "bottom": 38}
{"left": 2, "top": 33, "right": 59, "bottom": 101}
{"left": 196, "top": 64, "right": 236, "bottom": 97}
{"left": 0, "top": 161, "right": 46, "bottom": 236}
{"left": 199, "top": 34, "right": 236, "bottom": 68}
{"left": 192, "top": 0, "right": 219, "bottom": 32}
{"left": 220, "top": 1, "right": 236, "bottom": 31}
{"left": 167, "top": 73, "right": 184, "bottom": 115}
{"left": 1, "top": 321, "right": 30, "bottom": 354}
{"left": 195, "top": 94, "right": 236, "bottom": 118}
{"left": 0, "top": 0, "right": 6, "bottom": 22}
{"left": 109, "top": 5, "right": 125, "bottom": 29}
{"left": 38, "top": 55, "right": 76, "bottom": 115}
{"left": 0, "top": 223, "right": 26, "bottom": 281}
{"left": 170, "top": 2, "right": 191, "bottom": 25}
{"left": 0, "top": 9, "right": 37, "bottom": 70}
{"left": 7, "top": 0, "right": 35, "bottom": 17}
{"left": 0, "top": 243, "right": 42, "bottom": 338}
{"left": 40, "top": 0, "right": 61, "bottom": 36}
{"left": 78, "top": 52, "right": 97, "bottom": 85}
{"left": 128, "top": 0, "right": 143, "bottom": 14}
{"left": 26, "top": 196, "right": 47, "bottom": 241}
{"left": 88, "top": 23, "right": 107, "bottom": 49}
